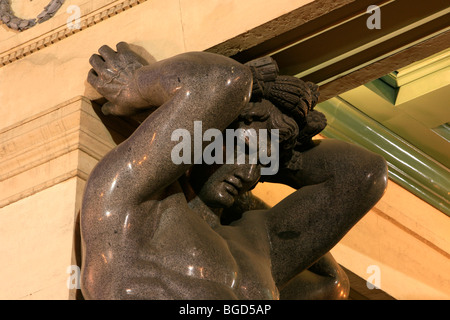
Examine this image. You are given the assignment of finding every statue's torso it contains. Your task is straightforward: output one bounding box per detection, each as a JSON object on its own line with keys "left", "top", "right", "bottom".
{"left": 146, "top": 193, "right": 279, "bottom": 299}
{"left": 82, "top": 187, "right": 279, "bottom": 299}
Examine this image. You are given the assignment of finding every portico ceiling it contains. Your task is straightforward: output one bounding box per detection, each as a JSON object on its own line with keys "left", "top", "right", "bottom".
{"left": 316, "top": 48, "right": 450, "bottom": 216}
{"left": 208, "top": 0, "right": 450, "bottom": 215}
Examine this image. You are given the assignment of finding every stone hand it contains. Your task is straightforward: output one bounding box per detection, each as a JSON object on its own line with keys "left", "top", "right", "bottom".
{"left": 87, "top": 42, "right": 150, "bottom": 116}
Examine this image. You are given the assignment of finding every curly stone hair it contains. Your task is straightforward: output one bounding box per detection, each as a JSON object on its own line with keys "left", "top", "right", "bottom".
{"left": 241, "top": 56, "right": 327, "bottom": 167}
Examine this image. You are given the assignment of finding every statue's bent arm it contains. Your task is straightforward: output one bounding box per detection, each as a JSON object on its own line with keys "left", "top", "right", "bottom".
{"left": 262, "top": 139, "right": 388, "bottom": 288}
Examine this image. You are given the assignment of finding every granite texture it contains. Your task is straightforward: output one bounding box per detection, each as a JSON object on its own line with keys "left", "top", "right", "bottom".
{"left": 80, "top": 42, "right": 388, "bottom": 299}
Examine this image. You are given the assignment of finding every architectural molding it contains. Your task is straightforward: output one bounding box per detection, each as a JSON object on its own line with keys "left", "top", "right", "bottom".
{"left": 318, "top": 30, "right": 450, "bottom": 102}
{"left": 215, "top": 0, "right": 449, "bottom": 103}
{"left": 206, "top": 0, "right": 357, "bottom": 58}
{"left": 0, "top": 0, "right": 147, "bottom": 67}
{"left": 316, "top": 97, "right": 450, "bottom": 216}
{"left": 0, "top": 96, "right": 133, "bottom": 208}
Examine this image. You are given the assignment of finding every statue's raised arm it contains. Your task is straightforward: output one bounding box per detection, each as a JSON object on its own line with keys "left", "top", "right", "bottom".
{"left": 84, "top": 43, "right": 252, "bottom": 205}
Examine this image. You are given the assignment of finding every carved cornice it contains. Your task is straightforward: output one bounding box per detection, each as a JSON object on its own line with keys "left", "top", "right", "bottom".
{"left": 0, "top": 0, "right": 147, "bottom": 67}
{"left": 317, "top": 97, "right": 450, "bottom": 216}
{"left": 0, "top": 96, "right": 135, "bottom": 208}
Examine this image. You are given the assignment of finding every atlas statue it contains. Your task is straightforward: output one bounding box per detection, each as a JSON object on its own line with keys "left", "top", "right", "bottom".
{"left": 80, "top": 42, "right": 388, "bottom": 299}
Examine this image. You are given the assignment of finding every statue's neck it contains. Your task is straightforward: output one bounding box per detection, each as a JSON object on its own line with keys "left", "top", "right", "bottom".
{"left": 188, "top": 196, "right": 223, "bottom": 228}
{"left": 178, "top": 173, "right": 223, "bottom": 228}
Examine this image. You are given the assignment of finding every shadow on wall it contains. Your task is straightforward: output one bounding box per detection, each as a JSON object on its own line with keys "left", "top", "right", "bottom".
{"left": 71, "top": 210, "right": 84, "bottom": 300}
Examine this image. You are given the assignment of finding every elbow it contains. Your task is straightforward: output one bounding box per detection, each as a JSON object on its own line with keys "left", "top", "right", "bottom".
{"left": 328, "top": 141, "right": 389, "bottom": 213}
{"left": 357, "top": 152, "right": 389, "bottom": 208}
{"left": 221, "top": 60, "right": 253, "bottom": 106}
{"left": 329, "top": 149, "right": 388, "bottom": 224}
{"left": 206, "top": 53, "right": 253, "bottom": 103}
{"left": 205, "top": 58, "right": 253, "bottom": 125}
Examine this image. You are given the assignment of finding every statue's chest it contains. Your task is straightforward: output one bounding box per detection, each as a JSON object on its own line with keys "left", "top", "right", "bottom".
{"left": 148, "top": 207, "right": 278, "bottom": 299}
{"left": 148, "top": 206, "right": 239, "bottom": 288}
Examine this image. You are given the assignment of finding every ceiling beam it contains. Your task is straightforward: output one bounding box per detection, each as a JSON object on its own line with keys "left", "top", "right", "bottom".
{"left": 207, "top": 0, "right": 450, "bottom": 102}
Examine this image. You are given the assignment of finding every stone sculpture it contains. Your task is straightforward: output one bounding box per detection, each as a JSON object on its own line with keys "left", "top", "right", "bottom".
{"left": 80, "top": 42, "right": 388, "bottom": 299}
{"left": 0, "top": 0, "right": 64, "bottom": 31}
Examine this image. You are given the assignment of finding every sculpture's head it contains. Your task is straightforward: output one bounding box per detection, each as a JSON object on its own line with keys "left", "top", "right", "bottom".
{"left": 189, "top": 76, "right": 325, "bottom": 209}
{"left": 188, "top": 99, "right": 294, "bottom": 208}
